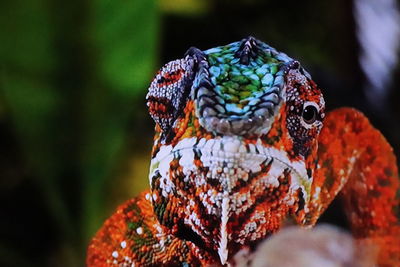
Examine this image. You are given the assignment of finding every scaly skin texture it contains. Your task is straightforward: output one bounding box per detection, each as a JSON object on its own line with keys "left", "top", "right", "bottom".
{"left": 87, "top": 37, "right": 400, "bottom": 266}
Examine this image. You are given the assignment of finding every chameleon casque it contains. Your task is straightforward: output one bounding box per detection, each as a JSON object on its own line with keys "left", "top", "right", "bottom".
{"left": 87, "top": 37, "right": 400, "bottom": 266}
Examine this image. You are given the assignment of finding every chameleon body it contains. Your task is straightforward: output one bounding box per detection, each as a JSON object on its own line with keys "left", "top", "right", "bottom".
{"left": 87, "top": 37, "right": 400, "bottom": 266}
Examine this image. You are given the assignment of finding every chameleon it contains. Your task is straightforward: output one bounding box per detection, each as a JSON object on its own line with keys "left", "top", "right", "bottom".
{"left": 87, "top": 37, "right": 400, "bottom": 266}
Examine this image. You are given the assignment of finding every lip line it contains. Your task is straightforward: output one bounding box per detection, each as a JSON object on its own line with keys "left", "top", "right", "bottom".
{"left": 151, "top": 146, "right": 307, "bottom": 182}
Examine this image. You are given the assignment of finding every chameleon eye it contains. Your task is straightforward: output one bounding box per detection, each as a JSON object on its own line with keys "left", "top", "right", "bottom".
{"left": 302, "top": 104, "right": 318, "bottom": 124}
{"left": 146, "top": 57, "right": 195, "bottom": 134}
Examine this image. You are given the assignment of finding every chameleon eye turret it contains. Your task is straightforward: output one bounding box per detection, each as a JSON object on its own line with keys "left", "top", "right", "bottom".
{"left": 88, "top": 37, "right": 400, "bottom": 267}
{"left": 146, "top": 57, "right": 195, "bottom": 140}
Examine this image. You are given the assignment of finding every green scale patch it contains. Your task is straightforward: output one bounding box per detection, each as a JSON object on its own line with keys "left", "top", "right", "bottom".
{"left": 205, "top": 43, "right": 280, "bottom": 115}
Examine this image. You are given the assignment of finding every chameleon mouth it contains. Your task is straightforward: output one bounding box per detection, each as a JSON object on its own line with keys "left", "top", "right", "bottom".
{"left": 149, "top": 136, "right": 311, "bottom": 264}
{"left": 190, "top": 37, "right": 294, "bottom": 136}
{"left": 151, "top": 136, "right": 309, "bottom": 186}
{"left": 150, "top": 136, "right": 310, "bottom": 202}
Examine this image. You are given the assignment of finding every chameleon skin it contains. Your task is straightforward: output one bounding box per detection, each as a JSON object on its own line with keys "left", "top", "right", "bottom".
{"left": 87, "top": 37, "right": 400, "bottom": 266}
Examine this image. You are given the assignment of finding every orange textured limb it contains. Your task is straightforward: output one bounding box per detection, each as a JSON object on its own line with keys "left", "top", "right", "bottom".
{"left": 87, "top": 191, "right": 201, "bottom": 266}
{"left": 308, "top": 108, "right": 400, "bottom": 266}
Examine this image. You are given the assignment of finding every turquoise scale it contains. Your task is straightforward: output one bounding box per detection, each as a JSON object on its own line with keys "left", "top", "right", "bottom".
{"left": 204, "top": 41, "right": 281, "bottom": 115}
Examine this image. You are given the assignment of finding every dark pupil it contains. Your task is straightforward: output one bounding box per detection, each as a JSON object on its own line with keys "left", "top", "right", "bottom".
{"left": 302, "top": 105, "right": 318, "bottom": 124}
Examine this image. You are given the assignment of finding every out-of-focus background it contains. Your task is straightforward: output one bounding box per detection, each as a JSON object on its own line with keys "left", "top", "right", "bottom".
{"left": 0, "top": 0, "right": 399, "bottom": 266}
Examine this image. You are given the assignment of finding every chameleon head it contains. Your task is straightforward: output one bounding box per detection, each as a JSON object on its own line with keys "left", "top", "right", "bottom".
{"left": 146, "top": 37, "right": 325, "bottom": 264}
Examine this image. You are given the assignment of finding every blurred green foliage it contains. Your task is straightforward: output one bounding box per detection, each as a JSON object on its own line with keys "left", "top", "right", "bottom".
{"left": 1, "top": 0, "right": 159, "bottom": 265}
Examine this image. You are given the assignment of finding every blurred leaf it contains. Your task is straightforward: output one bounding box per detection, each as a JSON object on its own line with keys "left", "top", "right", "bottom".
{"left": 0, "top": 1, "right": 56, "bottom": 74}
{"left": 0, "top": 0, "right": 73, "bottom": 238}
{"left": 91, "top": 0, "right": 159, "bottom": 96}
{"left": 0, "top": 0, "right": 78, "bottom": 265}
{"left": 81, "top": 0, "right": 159, "bottom": 241}
{"left": 159, "top": 0, "right": 210, "bottom": 15}
{"left": 0, "top": 0, "right": 159, "bottom": 263}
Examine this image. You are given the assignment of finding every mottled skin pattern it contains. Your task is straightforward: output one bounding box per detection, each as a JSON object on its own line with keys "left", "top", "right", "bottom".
{"left": 87, "top": 37, "right": 400, "bottom": 266}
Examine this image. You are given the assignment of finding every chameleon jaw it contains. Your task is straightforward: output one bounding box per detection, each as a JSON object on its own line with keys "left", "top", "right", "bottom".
{"left": 148, "top": 136, "right": 311, "bottom": 264}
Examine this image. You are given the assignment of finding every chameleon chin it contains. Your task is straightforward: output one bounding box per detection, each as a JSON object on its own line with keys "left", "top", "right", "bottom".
{"left": 87, "top": 37, "right": 400, "bottom": 266}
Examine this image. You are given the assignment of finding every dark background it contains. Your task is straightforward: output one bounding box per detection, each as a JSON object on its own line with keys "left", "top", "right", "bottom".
{"left": 1, "top": 0, "right": 399, "bottom": 266}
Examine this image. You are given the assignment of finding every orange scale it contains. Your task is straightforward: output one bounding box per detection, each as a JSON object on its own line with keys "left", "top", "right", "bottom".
{"left": 193, "top": 159, "right": 202, "bottom": 167}
{"left": 126, "top": 211, "right": 134, "bottom": 219}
